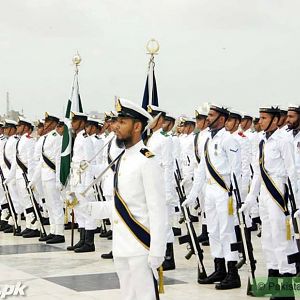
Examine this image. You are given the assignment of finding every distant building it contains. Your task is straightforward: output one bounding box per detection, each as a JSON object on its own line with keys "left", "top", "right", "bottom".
{"left": 0, "top": 110, "right": 23, "bottom": 122}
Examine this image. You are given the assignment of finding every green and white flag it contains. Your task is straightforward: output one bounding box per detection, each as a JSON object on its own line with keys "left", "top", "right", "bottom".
{"left": 60, "top": 71, "right": 83, "bottom": 186}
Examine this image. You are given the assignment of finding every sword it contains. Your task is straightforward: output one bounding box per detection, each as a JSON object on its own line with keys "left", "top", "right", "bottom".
{"left": 81, "top": 150, "right": 125, "bottom": 197}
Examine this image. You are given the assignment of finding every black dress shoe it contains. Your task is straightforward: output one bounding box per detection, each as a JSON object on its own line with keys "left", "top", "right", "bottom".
{"left": 14, "top": 226, "right": 22, "bottom": 236}
{"left": 67, "top": 228, "right": 85, "bottom": 251}
{"left": 74, "top": 230, "right": 95, "bottom": 253}
{"left": 198, "top": 225, "right": 209, "bottom": 243}
{"left": 198, "top": 258, "right": 227, "bottom": 284}
{"left": 94, "top": 227, "right": 101, "bottom": 234}
{"left": 46, "top": 235, "right": 65, "bottom": 244}
{"left": 100, "top": 229, "right": 112, "bottom": 238}
{"left": 3, "top": 225, "right": 13, "bottom": 233}
{"left": 21, "top": 228, "right": 31, "bottom": 236}
{"left": 101, "top": 251, "right": 113, "bottom": 259}
{"left": 39, "top": 233, "right": 55, "bottom": 242}
{"left": 215, "top": 261, "right": 241, "bottom": 290}
{"left": 0, "top": 220, "right": 8, "bottom": 230}
{"left": 162, "top": 243, "right": 176, "bottom": 271}
{"left": 23, "top": 229, "right": 40, "bottom": 238}
{"left": 43, "top": 217, "right": 50, "bottom": 225}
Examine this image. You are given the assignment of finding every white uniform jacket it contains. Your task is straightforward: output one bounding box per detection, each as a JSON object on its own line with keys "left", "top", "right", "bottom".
{"left": 188, "top": 128, "right": 242, "bottom": 201}
{"left": 146, "top": 130, "right": 174, "bottom": 203}
{"left": 89, "top": 140, "right": 168, "bottom": 258}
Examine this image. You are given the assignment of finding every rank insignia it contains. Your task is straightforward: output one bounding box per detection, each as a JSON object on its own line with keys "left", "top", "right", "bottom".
{"left": 214, "top": 143, "right": 218, "bottom": 156}
{"left": 140, "top": 148, "right": 155, "bottom": 158}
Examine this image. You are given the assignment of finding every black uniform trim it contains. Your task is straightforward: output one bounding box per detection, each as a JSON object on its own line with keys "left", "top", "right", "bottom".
{"left": 3, "top": 142, "right": 11, "bottom": 170}
{"left": 42, "top": 136, "right": 56, "bottom": 172}
{"left": 259, "top": 140, "right": 289, "bottom": 215}
{"left": 16, "top": 140, "right": 28, "bottom": 174}
{"left": 114, "top": 153, "right": 151, "bottom": 250}
{"left": 194, "top": 132, "right": 200, "bottom": 164}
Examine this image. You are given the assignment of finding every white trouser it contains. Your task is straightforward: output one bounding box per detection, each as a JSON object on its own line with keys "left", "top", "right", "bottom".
{"left": 16, "top": 177, "right": 40, "bottom": 230}
{"left": 42, "top": 179, "right": 64, "bottom": 235}
{"left": 7, "top": 181, "right": 23, "bottom": 215}
{"left": 73, "top": 185, "right": 97, "bottom": 230}
{"left": 0, "top": 186, "right": 5, "bottom": 205}
{"left": 166, "top": 204, "right": 175, "bottom": 243}
{"left": 259, "top": 184, "right": 297, "bottom": 274}
{"left": 184, "top": 180, "right": 198, "bottom": 217}
{"left": 198, "top": 188, "right": 206, "bottom": 226}
{"left": 0, "top": 187, "right": 10, "bottom": 221}
{"left": 114, "top": 255, "right": 157, "bottom": 300}
{"left": 205, "top": 183, "right": 238, "bottom": 262}
{"left": 250, "top": 200, "right": 260, "bottom": 219}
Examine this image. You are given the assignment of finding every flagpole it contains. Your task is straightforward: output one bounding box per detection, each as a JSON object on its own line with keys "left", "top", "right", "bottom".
{"left": 146, "top": 39, "right": 159, "bottom": 105}
{"left": 70, "top": 52, "right": 81, "bottom": 103}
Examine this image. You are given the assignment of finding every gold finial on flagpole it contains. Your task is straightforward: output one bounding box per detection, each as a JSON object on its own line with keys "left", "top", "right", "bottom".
{"left": 146, "top": 39, "right": 160, "bottom": 55}
{"left": 72, "top": 51, "right": 82, "bottom": 73}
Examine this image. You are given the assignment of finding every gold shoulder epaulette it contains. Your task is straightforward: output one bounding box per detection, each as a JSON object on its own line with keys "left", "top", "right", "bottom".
{"left": 140, "top": 148, "right": 155, "bottom": 158}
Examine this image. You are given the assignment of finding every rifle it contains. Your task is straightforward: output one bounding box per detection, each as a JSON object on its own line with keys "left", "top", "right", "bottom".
{"left": 287, "top": 178, "right": 300, "bottom": 265}
{"left": 0, "top": 166, "right": 20, "bottom": 233}
{"left": 22, "top": 172, "right": 47, "bottom": 237}
{"left": 174, "top": 168, "right": 207, "bottom": 281}
{"left": 230, "top": 173, "right": 257, "bottom": 296}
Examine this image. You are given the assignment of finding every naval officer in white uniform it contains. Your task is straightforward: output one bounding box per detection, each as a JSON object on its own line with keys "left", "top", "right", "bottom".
{"left": 81, "top": 98, "right": 167, "bottom": 300}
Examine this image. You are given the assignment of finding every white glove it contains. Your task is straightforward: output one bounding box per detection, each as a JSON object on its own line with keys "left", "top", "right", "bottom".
{"left": 239, "top": 194, "right": 256, "bottom": 214}
{"left": 4, "top": 176, "right": 14, "bottom": 185}
{"left": 27, "top": 181, "right": 35, "bottom": 190}
{"left": 181, "top": 176, "right": 192, "bottom": 187}
{"left": 239, "top": 202, "right": 249, "bottom": 213}
{"left": 56, "top": 182, "right": 63, "bottom": 191}
{"left": 182, "top": 194, "right": 196, "bottom": 207}
{"left": 148, "top": 255, "right": 164, "bottom": 273}
{"left": 294, "top": 209, "right": 300, "bottom": 219}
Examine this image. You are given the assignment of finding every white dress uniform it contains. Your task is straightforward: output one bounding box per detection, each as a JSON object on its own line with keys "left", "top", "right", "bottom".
{"left": 187, "top": 127, "right": 241, "bottom": 262}
{"left": 87, "top": 140, "right": 167, "bottom": 300}
{"left": 146, "top": 129, "right": 174, "bottom": 243}
{"left": 71, "top": 129, "right": 96, "bottom": 230}
{"left": 32, "top": 129, "right": 63, "bottom": 236}
{"left": 291, "top": 129, "right": 300, "bottom": 190}
{"left": 181, "top": 132, "right": 198, "bottom": 193}
{"left": 245, "top": 128, "right": 298, "bottom": 274}
{"left": 232, "top": 131, "right": 251, "bottom": 200}
{"left": 3, "top": 134, "right": 22, "bottom": 221}
{"left": 0, "top": 134, "right": 9, "bottom": 221}
{"left": 6, "top": 132, "right": 37, "bottom": 230}
{"left": 243, "top": 128, "right": 261, "bottom": 220}
{"left": 33, "top": 136, "right": 47, "bottom": 214}
{"left": 194, "top": 127, "right": 209, "bottom": 228}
